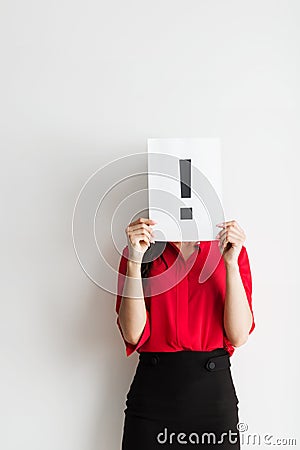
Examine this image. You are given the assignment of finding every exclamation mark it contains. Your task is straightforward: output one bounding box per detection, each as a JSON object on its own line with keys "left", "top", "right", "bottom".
{"left": 179, "top": 159, "right": 193, "bottom": 220}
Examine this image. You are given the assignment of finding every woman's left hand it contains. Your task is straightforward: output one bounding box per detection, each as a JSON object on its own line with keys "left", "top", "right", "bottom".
{"left": 216, "top": 220, "right": 246, "bottom": 266}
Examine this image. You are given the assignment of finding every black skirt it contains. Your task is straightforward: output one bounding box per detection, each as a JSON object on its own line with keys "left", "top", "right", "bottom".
{"left": 121, "top": 348, "right": 240, "bottom": 450}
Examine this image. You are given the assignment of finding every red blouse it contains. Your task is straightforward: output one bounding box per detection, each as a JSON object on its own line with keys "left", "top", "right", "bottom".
{"left": 115, "top": 241, "right": 255, "bottom": 358}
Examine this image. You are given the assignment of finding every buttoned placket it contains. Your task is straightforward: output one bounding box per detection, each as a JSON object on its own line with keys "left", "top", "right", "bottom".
{"left": 177, "top": 260, "right": 189, "bottom": 348}
{"left": 174, "top": 246, "right": 199, "bottom": 349}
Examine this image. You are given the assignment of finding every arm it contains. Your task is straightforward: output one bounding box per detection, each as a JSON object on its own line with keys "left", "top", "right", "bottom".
{"left": 118, "top": 260, "right": 148, "bottom": 345}
{"left": 117, "top": 217, "right": 156, "bottom": 347}
{"left": 223, "top": 259, "right": 253, "bottom": 347}
{"left": 216, "top": 220, "right": 255, "bottom": 347}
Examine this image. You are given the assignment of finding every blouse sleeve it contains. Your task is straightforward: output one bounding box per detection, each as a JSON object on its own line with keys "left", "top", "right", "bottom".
{"left": 238, "top": 245, "right": 255, "bottom": 334}
{"left": 115, "top": 245, "right": 151, "bottom": 357}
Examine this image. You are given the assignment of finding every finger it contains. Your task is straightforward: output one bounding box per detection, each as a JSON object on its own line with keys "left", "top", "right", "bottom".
{"left": 217, "top": 226, "right": 244, "bottom": 241}
{"left": 130, "top": 233, "right": 151, "bottom": 247}
{"left": 219, "top": 237, "right": 233, "bottom": 252}
{"left": 129, "top": 217, "right": 157, "bottom": 227}
{"left": 231, "top": 221, "right": 244, "bottom": 234}
{"left": 219, "top": 237, "right": 243, "bottom": 248}
{"left": 219, "top": 233, "right": 244, "bottom": 248}
{"left": 128, "top": 228, "right": 153, "bottom": 242}
{"left": 216, "top": 228, "right": 245, "bottom": 242}
{"left": 217, "top": 221, "right": 245, "bottom": 238}
{"left": 216, "top": 223, "right": 245, "bottom": 240}
{"left": 127, "top": 223, "right": 154, "bottom": 233}
{"left": 127, "top": 223, "right": 155, "bottom": 239}
{"left": 218, "top": 229, "right": 244, "bottom": 243}
{"left": 218, "top": 239, "right": 227, "bottom": 253}
{"left": 216, "top": 220, "right": 240, "bottom": 229}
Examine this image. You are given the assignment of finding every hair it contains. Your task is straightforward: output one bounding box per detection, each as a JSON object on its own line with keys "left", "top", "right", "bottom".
{"left": 141, "top": 241, "right": 169, "bottom": 278}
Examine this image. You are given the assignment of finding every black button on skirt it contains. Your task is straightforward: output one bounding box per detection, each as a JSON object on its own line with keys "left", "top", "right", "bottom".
{"left": 121, "top": 348, "right": 240, "bottom": 450}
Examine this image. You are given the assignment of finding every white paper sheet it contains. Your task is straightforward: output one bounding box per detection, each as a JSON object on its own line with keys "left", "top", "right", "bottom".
{"left": 147, "top": 138, "right": 225, "bottom": 242}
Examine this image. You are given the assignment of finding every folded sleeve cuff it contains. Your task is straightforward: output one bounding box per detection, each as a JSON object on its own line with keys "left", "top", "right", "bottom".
{"left": 249, "top": 308, "right": 255, "bottom": 335}
{"left": 117, "top": 309, "right": 151, "bottom": 357}
{"left": 238, "top": 245, "right": 255, "bottom": 335}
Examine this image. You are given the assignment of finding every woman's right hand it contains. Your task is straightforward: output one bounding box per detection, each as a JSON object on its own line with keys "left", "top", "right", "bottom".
{"left": 125, "top": 217, "right": 157, "bottom": 263}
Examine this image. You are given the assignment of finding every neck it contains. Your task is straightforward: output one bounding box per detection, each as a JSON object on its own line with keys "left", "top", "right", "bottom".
{"left": 172, "top": 241, "right": 199, "bottom": 248}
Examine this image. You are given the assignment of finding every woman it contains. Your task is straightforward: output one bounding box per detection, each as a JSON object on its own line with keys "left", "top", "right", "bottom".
{"left": 116, "top": 217, "right": 255, "bottom": 449}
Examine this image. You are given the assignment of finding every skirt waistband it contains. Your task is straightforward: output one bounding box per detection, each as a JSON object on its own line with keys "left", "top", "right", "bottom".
{"left": 138, "top": 348, "right": 231, "bottom": 372}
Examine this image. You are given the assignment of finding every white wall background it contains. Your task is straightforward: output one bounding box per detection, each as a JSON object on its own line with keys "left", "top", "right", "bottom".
{"left": 1, "top": 1, "right": 299, "bottom": 449}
